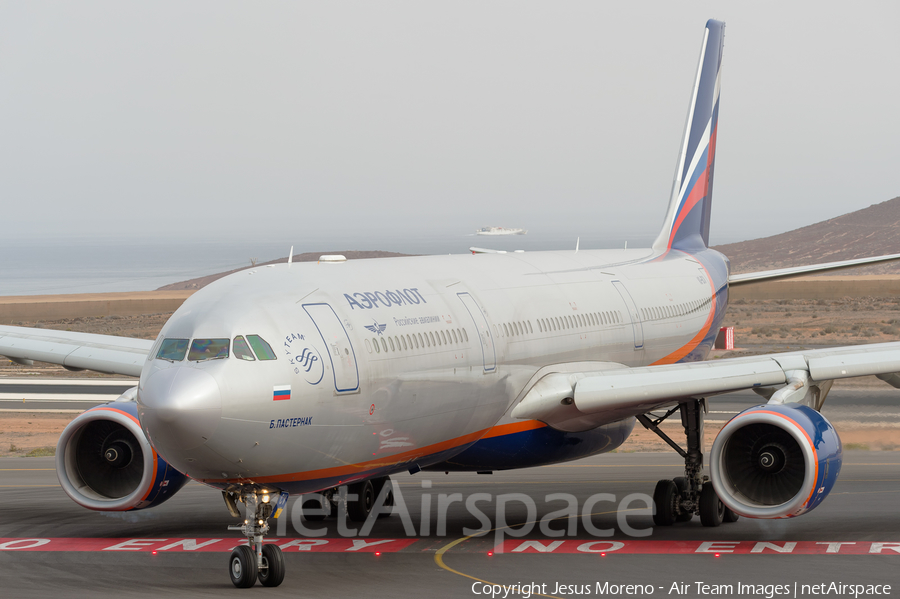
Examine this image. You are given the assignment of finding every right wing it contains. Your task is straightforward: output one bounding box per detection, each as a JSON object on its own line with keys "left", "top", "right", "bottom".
{"left": 0, "top": 325, "right": 153, "bottom": 377}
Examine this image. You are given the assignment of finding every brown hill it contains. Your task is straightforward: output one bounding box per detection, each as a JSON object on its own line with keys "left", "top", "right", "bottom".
{"left": 156, "top": 250, "right": 413, "bottom": 291}
{"left": 713, "top": 196, "right": 900, "bottom": 275}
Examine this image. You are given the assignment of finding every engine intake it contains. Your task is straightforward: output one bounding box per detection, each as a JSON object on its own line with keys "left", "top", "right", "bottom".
{"left": 710, "top": 403, "right": 841, "bottom": 519}
{"left": 57, "top": 398, "right": 188, "bottom": 511}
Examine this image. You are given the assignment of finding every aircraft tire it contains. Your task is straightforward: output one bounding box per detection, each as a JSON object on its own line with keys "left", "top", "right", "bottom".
{"left": 347, "top": 479, "right": 375, "bottom": 522}
{"left": 724, "top": 506, "right": 740, "bottom": 523}
{"left": 699, "top": 482, "right": 724, "bottom": 527}
{"left": 372, "top": 476, "right": 394, "bottom": 518}
{"left": 301, "top": 495, "right": 328, "bottom": 521}
{"left": 229, "top": 545, "right": 258, "bottom": 588}
{"left": 652, "top": 480, "right": 678, "bottom": 526}
{"left": 672, "top": 477, "right": 693, "bottom": 522}
{"left": 258, "top": 544, "right": 285, "bottom": 588}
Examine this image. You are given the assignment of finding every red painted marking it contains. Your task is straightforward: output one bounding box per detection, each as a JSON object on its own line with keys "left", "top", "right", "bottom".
{"left": 495, "top": 540, "right": 900, "bottom": 555}
{"left": 0, "top": 538, "right": 415, "bottom": 553}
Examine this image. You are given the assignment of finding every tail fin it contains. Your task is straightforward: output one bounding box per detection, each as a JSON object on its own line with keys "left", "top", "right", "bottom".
{"left": 652, "top": 19, "right": 725, "bottom": 253}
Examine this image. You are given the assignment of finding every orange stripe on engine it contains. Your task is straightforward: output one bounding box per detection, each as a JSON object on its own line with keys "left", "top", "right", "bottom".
{"left": 747, "top": 409, "right": 820, "bottom": 510}
{"left": 91, "top": 406, "right": 159, "bottom": 503}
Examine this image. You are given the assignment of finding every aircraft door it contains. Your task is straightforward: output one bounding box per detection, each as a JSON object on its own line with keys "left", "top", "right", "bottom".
{"left": 457, "top": 292, "right": 496, "bottom": 373}
{"left": 302, "top": 303, "right": 360, "bottom": 394}
{"left": 612, "top": 281, "right": 644, "bottom": 349}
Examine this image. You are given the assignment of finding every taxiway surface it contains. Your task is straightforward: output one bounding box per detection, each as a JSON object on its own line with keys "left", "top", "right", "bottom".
{"left": 1, "top": 451, "right": 898, "bottom": 598}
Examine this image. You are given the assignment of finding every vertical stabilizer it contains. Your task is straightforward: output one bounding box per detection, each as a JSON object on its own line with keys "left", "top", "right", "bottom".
{"left": 652, "top": 19, "right": 725, "bottom": 253}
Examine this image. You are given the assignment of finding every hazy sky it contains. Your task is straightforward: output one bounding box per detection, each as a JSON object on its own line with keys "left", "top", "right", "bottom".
{"left": 2, "top": 1, "right": 899, "bottom": 250}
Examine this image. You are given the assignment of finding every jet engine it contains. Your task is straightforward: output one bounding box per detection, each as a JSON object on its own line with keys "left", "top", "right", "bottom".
{"left": 56, "top": 395, "right": 188, "bottom": 511}
{"left": 710, "top": 403, "right": 841, "bottom": 519}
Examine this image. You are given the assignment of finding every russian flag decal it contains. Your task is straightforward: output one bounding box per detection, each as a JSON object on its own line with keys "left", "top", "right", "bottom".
{"left": 273, "top": 385, "right": 291, "bottom": 401}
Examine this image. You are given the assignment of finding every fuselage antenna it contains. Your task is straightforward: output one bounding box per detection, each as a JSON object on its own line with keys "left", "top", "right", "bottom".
{"left": 288, "top": 246, "right": 294, "bottom": 268}
{"left": 575, "top": 237, "right": 580, "bottom": 253}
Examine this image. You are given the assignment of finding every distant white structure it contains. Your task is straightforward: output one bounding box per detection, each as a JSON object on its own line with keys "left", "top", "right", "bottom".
{"left": 475, "top": 226, "right": 527, "bottom": 236}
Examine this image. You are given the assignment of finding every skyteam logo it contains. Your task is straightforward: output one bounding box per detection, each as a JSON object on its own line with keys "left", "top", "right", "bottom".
{"left": 364, "top": 320, "right": 387, "bottom": 336}
{"left": 283, "top": 333, "right": 324, "bottom": 385}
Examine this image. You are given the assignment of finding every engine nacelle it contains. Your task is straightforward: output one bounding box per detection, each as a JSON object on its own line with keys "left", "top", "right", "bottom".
{"left": 710, "top": 403, "right": 841, "bottom": 519}
{"left": 56, "top": 398, "right": 188, "bottom": 511}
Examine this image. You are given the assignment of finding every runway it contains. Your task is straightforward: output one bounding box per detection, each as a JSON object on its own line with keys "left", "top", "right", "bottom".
{"left": 1, "top": 451, "right": 898, "bottom": 598}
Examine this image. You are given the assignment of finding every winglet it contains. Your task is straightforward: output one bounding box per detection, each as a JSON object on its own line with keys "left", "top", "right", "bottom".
{"left": 653, "top": 19, "right": 725, "bottom": 254}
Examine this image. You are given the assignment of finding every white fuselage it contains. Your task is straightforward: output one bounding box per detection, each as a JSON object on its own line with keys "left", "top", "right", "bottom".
{"left": 136, "top": 246, "right": 728, "bottom": 493}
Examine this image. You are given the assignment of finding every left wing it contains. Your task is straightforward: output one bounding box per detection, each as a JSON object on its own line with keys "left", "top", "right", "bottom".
{"left": 0, "top": 325, "right": 153, "bottom": 377}
{"left": 729, "top": 252, "right": 900, "bottom": 285}
{"left": 512, "top": 342, "right": 900, "bottom": 428}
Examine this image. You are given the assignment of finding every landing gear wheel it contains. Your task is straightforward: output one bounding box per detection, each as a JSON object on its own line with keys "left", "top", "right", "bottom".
{"left": 258, "top": 544, "right": 285, "bottom": 588}
{"left": 699, "top": 482, "right": 724, "bottom": 527}
{"left": 229, "top": 545, "right": 258, "bottom": 588}
{"left": 652, "top": 480, "right": 678, "bottom": 526}
{"left": 724, "top": 507, "right": 740, "bottom": 523}
{"left": 372, "top": 477, "right": 394, "bottom": 518}
{"left": 347, "top": 479, "right": 375, "bottom": 522}
{"left": 302, "top": 495, "right": 328, "bottom": 521}
{"left": 672, "top": 477, "right": 693, "bottom": 522}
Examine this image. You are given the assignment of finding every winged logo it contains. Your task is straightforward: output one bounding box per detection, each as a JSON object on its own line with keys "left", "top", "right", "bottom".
{"left": 364, "top": 321, "right": 387, "bottom": 335}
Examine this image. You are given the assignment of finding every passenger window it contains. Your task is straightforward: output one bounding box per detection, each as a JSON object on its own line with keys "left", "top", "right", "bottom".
{"left": 401, "top": 335, "right": 408, "bottom": 350}
{"left": 436, "top": 331, "right": 442, "bottom": 346}
{"left": 365, "top": 339, "right": 372, "bottom": 353}
{"left": 462, "top": 328, "right": 469, "bottom": 342}
{"left": 373, "top": 337, "right": 380, "bottom": 353}
{"left": 419, "top": 333, "right": 425, "bottom": 347}
{"left": 188, "top": 338, "right": 230, "bottom": 361}
{"left": 156, "top": 338, "right": 188, "bottom": 361}
{"left": 427, "top": 332, "right": 433, "bottom": 347}
{"left": 389, "top": 337, "right": 395, "bottom": 351}
{"left": 233, "top": 336, "right": 256, "bottom": 361}
{"left": 247, "top": 335, "right": 277, "bottom": 360}
{"left": 381, "top": 338, "right": 388, "bottom": 353}
{"left": 452, "top": 329, "right": 459, "bottom": 343}
{"left": 503, "top": 323, "right": 509, "bottom": 337}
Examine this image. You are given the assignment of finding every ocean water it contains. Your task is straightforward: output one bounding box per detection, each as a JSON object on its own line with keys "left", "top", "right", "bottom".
{"left": 0, "top": 228, "right": 653, "bottom": 297}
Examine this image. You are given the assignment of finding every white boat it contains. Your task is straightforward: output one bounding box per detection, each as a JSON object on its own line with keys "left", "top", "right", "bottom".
{"left": 475, "top": 226, "right": 527, "bottom": 236}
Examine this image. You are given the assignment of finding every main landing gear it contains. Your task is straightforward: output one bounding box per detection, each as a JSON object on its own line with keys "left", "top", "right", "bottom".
{"left": 300, "top": 476, "right": 394, "bottom": 522}
{"left": 637, "top": 398, "right": 739, "bottom": 527}
{"left": 223, "top": 489, "right": 285, "bottom": 588}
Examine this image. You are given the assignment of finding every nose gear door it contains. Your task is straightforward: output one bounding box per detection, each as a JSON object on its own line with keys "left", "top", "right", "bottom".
{"left": 303, "top": 303, "right": 360, "bottom": 394}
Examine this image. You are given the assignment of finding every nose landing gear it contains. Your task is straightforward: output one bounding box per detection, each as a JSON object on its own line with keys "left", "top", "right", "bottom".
{"left": 225, "top": 489, "right": 286, "bottom": 588}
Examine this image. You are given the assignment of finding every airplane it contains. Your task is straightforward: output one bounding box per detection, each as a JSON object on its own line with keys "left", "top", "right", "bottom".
{"left": 4, "top": 18, "right": 900, "bottom": 588}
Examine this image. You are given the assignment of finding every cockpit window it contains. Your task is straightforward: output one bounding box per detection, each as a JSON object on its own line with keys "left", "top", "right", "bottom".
{"left": 156, "top": 338, "right": 188, "bottom": 361}
{"left": 188, "top": 338, "right": 230, "bottom": 361}
{"left": 246, "top": 335, "right": 277, "bottom": 360}
{"left": 232, "top": 336, "right": 256, "bottom": 361}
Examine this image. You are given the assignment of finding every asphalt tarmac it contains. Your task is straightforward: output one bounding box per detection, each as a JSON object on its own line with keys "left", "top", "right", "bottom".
{"left": 1, "top": 450, "right": 898, "bottom": 599}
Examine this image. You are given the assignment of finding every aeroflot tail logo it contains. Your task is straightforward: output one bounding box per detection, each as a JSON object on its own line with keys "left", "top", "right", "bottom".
{"left": 345, "top": 288, "right": 427, "bottom": 310}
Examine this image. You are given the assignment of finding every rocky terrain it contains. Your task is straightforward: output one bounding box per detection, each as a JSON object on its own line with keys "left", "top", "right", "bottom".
{"left": 713, "top": 195, "right": 900, "bottom": 274}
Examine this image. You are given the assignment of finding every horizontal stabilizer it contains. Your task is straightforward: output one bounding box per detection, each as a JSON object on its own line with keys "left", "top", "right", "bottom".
{"left": 729, "top": 252, "right": 900, "bottom": 285}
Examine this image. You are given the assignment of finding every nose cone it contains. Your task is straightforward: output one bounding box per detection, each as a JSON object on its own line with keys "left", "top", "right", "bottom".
{"left": 138, "top": 367, "right": 222, "bottom": 453}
